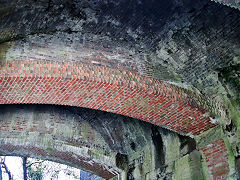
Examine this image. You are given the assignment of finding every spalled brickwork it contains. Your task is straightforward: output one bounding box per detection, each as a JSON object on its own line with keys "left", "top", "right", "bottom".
{"left": 201, "top": 139, "right": 230, "bottom": 180}
{"left": 0, "top": 60, "right": 216, "bottom": 135}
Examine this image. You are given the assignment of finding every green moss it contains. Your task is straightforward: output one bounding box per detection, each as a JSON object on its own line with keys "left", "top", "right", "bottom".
{"left": 126, "top": 145, "right": 153, "bottom": 175}
{"left": 223, "top": 137, "right": 236, "bottom": 177}
{"left": 144, "top": 58, "right": 181, "bottom": 82}
{"left": 143, "top": 152, "right": 152, "bottom": 173}
{"left": 196, "top": 126, "right": 223, "bottom": 149}
{"left": 172, "top": 71, "right": 181, "bottom": 82}
{"left": 220, "top": 64, "right": 240, "bottom": 103}
{"left": 81, "top": 122, "right": 90, "bottom": 141}
{"left": 218, "top": 95, "right": 240, "bottom": 157}
{"left": 165, "top": 135, "right": 180, "bottom": 164}
{"left": 201, "top": 153, "right": 210, "bottom": 180}
{"left": 0, "top": 29, "right": 16, "bottom": 44}
{"left": 0, "top": 41, "right": 13, "bottom": 62}
{"left": 91, "top": 147, "right": 108, "bottom": 159}
{"left": 0, "top": 7, "right": 17, "bottom": 43}
{"left": 236, "top": 94, "right": 240, "bottom": 104}
{"left": 173, "top": 155, "right": 191, "bottom": 180}
{"left": 46, "top": 147, "right": 56, "bottom": 154}
{"left": 227, "top": 100, "right": 240, "bottom": 140}
{"left": 42, "top": 134, "right": 56, "bottom": 154}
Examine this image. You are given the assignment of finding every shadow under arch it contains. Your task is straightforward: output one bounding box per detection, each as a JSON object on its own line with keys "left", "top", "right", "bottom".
{"left": 0, "top": 104, "right": 175, "bottom": 179}
{"left": 0, "top": 104, "right": 126, "bottom": 179}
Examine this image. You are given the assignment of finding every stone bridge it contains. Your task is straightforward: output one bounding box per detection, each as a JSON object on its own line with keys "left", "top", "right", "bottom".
{"left": 0, "top": 0, "right": 240, "bottom": 179}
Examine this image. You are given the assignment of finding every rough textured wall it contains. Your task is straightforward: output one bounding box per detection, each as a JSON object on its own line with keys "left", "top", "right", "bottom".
{"left": 0, "top": 0, "right": 239, "bottom": 128}
{"left": 0, "top": 105, "right": 121, "bottom": 179}
{"left": 0, "top": 104, "right": 205, "bottom": 180}
{"left": 0, "top": 1, "right": 222, "bottom": 136}
{"left": 0, "top": 0, "right": 240, "bottom": 179}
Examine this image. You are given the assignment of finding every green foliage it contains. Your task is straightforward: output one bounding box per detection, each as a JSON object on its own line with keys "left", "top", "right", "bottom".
{"left": 27, "top": 166, "right": 43, "bottom": 180}
{"left": 25, "top": 158, "right": 80, "bottom": 180}
{"left": 27, "top": 160, "right": 43, "bottom": 180}
{"left": 220, "top": 64, "right": 240, "bottom": 102}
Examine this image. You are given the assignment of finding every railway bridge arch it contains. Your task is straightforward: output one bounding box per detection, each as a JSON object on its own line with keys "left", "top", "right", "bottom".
{"left": 0, "top": 0, "right": 240, "bottom": 179}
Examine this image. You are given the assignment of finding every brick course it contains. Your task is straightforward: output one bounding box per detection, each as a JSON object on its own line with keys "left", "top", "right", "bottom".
{"left": 201, "top": 139, "right": 230, "bottom": 180}
{"left": 0, "top": 60, "right": 216, "bottom": 135}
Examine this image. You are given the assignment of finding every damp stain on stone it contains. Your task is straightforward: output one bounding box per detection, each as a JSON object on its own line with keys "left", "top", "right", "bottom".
{"left": 0, "top": 41, "right": 14, "bottom": 63}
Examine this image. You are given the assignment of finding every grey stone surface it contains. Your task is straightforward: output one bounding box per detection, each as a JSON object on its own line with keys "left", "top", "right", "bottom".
{"left": 0, "top": 104, "right": 203, "bottom": 179}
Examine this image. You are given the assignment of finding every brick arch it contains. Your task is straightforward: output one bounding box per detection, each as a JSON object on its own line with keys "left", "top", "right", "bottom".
{"left": 0, "top": 144, "right": 119, "bottom": 179}
{"left": 0, "top": 36, "right": 217, "bottom": 135}
{"left": 0, "top": 57, "right": 216, "bottom": 135}
{"left": 0, "top": 104, "right": 122, "bottom": 179}
{"left": 0, "top": 38, "right": 232, "bottom": 179}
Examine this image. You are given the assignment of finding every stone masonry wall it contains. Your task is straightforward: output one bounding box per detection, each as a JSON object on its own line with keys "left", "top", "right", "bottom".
{"left": 0, "top": 0, "right": 240, "bottom": 179}
{"left": 0, "top": 104, "right": 206, "bottom": 180}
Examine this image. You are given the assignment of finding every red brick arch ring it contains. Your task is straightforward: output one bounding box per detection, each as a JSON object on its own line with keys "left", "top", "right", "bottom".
{"left": 0, "top": 46, "right": 217, "bottom": 136}
{"left": 0, "top": 59, "right": 216, "bottom": 135}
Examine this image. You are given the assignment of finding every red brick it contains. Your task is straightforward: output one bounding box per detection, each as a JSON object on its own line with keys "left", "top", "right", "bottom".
{"left": 0, "top": 60, "right": 217, "bottom": 135}
{"left": 201, "top": 139, "right": 230, "bottom": 179}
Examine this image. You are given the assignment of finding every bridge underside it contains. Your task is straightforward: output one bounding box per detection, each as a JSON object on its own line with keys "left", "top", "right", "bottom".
{"left": 0, "top": 0, "right": 240, "bottom": 179}
{"left": 0, "top": 104, "right": 225, "bottom": 179}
